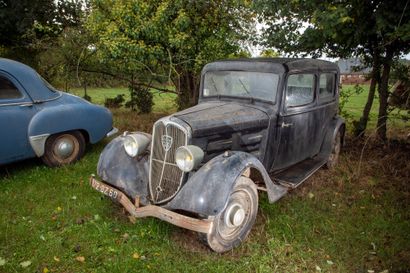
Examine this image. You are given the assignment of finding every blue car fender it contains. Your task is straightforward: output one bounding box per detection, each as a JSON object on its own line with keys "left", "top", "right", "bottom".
{"left": 165, "top": 151, "right": 288, "bottom": 216}
{"left": 28, "top": 103, "right": 112, "bottom": 156}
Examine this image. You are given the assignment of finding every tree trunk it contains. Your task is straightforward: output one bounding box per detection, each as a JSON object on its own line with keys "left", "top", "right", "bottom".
{"left": 354, "top": 55, "right": 380, "bottom": 137}
{"left": 376, "top": 49, "right": 394, "bottom": 141}
{"left": 177, "top": 71, "right": 199, "bottom": 110}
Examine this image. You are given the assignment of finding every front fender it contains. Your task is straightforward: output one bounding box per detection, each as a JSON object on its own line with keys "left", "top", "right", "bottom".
{"left": 97, "top": 134, "right": 150, "bottom": 205}
{"left": 165, "top": 151, "right": 287, "bottom": 216}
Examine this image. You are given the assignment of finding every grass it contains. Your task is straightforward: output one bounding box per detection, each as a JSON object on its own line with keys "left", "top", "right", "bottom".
{"left": 0, "top": 87, "right": 409, "bottom": 272}
{"left": 70, "top": 87, "right": 178, "bottom": 114}
{"left": 341, "top": 85, "right": 409, "bottom": 134}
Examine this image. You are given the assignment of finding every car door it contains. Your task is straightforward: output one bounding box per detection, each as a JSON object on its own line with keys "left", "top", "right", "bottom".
{"left": 0, "top": 72, "right": 37, "bottom": 164}
{"left": 272, "top": 73, "right": 321, "bottom": 171}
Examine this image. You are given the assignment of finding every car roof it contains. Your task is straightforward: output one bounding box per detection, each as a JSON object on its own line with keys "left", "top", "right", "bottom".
{"left": 202, "top": 58, "right": 339, "bottom": 74}
{"left": 0, "top": 58, "right": 59, "bottom": 101}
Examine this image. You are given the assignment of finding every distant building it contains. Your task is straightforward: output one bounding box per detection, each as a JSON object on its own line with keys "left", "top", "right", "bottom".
{"left": 336, "top": 58, "right": 371, "bottom": 84}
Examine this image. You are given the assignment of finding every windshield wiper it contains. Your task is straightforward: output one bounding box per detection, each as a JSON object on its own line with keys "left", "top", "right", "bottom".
{"left": 238, "top": 79, "right": 254, "bottom": 103}
{"left": 210, "top": 77, "right": 220, "bottom": 98}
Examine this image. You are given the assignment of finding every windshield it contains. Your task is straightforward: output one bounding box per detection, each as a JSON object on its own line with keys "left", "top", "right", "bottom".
{"left": 203, "top": 71, "right": 279, "bottom": 102}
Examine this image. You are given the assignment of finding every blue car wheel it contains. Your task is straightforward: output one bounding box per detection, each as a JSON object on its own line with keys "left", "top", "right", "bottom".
{"left": 41, "top": 131, "right": 86, "bottom": 167}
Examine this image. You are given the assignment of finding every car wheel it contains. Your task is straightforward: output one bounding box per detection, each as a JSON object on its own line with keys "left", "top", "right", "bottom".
{"left": 326, "top": 130, "right": 341, "bottom": 169}
{"left": 201, "top": 176, "right": 258, "bottom": 253}
{"left": 41, "top": 131, "right": 85, "bottom": 167}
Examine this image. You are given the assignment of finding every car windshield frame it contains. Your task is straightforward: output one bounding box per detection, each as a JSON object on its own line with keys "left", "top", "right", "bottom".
{"left": 201, "top": 70, "right": 280, "bottom": 103}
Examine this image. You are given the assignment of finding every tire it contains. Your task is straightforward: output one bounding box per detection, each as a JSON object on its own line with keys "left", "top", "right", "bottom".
{"left": 325, "top": 130, "right": 341, "bottom": 169}
{"left": 201, "top": 176, "right": 258, "bottom": 253}
{"left": 41, "top": 131, "right": 86, "bottom": 167}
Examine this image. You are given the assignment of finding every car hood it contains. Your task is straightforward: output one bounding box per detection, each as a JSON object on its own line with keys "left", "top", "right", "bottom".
{"left": 172, "top": 101, "right": 269, "bottom": 137}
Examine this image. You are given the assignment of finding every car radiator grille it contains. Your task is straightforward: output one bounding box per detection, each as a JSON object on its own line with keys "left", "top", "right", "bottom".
{"left": 149, "top": 120, "right": 188, "bottom": 204}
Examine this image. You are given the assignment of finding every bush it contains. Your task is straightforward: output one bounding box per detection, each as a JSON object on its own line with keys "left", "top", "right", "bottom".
{"left": 125, "top": 85, "right": 154, "bottom": 114}
{"left": 104, "top": 94, "right": 125, "bottom": 108}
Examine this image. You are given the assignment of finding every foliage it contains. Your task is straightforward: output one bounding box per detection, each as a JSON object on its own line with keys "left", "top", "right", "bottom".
{"left": 260, "top": 49, "right": 280, "bottom": 58}
{"left": 254, "top": 0, "right": 410, "bottom": 140}
{"left": 0, "top": 0, "right": 88, "bottom": 68}
{"left": 104, "top": 94, "right": 125, "bottom": 108}
{"left": 125, "top": 86, "right": 154, "bottom": 114}
{"left": 389, "top": 61, "right": 410, "bottom": 110}
{"left": 87, "top": 0, "right": 255, "bottom": 109}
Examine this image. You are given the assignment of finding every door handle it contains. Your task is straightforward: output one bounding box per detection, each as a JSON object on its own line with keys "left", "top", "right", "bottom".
{"left": 281, "top": 121, "right": 293, "bottom": 128}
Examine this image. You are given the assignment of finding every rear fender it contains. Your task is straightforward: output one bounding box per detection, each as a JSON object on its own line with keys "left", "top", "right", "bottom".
{"left": 28, "top": 104, "right": 112, "bottom": 156}
{"left": 320, "top": 116, "right": 345, "bottom": 155}
{"left": 165, "top": 151, "right": 287, "bottom": 216}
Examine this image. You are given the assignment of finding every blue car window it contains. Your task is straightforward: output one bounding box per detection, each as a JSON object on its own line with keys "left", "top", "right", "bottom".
{"left": 0, "top": 75, "right": 22, "bottom": 100}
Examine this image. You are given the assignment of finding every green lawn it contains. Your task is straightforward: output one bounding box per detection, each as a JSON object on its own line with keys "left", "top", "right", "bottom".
{"left": 341, "top": 85, "right": 409, "bottom": 131}
{"left": 0, "top": 87, "right": 409, "bottom": 272}
{"left": 70, "top": 87, "right": 178, "bottom": 114}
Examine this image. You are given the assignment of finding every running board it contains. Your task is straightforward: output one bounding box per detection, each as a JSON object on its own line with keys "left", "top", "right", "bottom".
{"left": 273, "top": 156, "right": 327, "bottom": 189}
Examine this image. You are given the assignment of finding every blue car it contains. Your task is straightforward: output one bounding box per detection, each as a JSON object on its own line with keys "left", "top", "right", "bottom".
{"left": 0, "top": 58, "right": 117, "bottom": 167}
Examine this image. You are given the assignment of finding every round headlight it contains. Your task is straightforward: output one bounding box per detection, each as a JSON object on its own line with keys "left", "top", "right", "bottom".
{"left": 123, "top": 133, "right": 151, "bottom": 157}
{"left": 175, "top": 145, "right": 204, "bottom": 172}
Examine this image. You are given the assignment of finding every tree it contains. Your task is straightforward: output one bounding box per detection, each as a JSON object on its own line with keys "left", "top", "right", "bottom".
{"left": 0, "top": 0, "right": 88, "bottom": 69}
{"left": 87, "top": 0, "right": 254, "bottom": 109}
{"left": 254, "top": 0, "right": 410, "bottom": 140}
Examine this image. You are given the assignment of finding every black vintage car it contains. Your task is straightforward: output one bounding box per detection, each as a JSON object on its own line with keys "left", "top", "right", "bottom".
{"left": 91, "top": 58, "right": 345, "bottom": 252}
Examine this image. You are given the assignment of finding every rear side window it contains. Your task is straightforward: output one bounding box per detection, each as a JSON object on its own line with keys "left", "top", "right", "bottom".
{"left": 0, "top": 75, "right": 22, "bottom": 100}
{"left": 319, "top": 73, "right": 335, "bottom": 102}
{"left": 286, "top": 74, "right": 315, "bottom": 107}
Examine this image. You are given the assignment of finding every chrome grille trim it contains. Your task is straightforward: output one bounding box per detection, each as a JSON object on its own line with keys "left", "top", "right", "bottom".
{"left": 149, "top": 117, "right": 190, "bottom": 204}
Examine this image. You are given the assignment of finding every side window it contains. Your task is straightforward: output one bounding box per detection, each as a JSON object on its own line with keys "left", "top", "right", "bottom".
{"left": 319, "top": 73, "right": 335, "bottom": 102}
{"left": 286, "top": 74, "right": 314, "bottom": 107}
{"left": 0, "top": 75, "right": 22, "bottom": 100}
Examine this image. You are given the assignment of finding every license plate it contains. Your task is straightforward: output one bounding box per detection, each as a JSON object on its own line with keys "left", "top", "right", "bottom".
{"left": 91, "top": 179, "right": 120, "bottom": 200}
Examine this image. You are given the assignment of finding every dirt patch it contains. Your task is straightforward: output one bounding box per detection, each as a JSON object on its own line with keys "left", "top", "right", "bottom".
{"left": 170, "top": 229, "right": 211, "bottom": 253}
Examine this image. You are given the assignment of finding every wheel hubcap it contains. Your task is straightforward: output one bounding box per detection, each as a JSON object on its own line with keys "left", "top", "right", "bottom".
{"left": 54, "top": 138, "right": 74, "bottom": 159}
{"left": 224, "top": 203, "right": 246, "bottom": 228}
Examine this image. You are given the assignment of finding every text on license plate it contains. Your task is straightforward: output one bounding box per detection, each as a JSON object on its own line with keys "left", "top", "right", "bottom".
{"left": 92, "top": 180, "right": 119, "bottom": 199}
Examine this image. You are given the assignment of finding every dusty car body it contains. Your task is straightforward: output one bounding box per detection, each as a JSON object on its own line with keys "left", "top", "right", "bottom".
{"left": 0, "top": 58, "right": 117, "bottom": 167}
{"left": 91, "top": 58, "right": 345, "bottom": 252}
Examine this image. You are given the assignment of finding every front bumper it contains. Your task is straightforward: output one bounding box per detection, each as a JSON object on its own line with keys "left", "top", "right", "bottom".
{"left": 106, "top": 127, "right": 118, "bottom": 138}
{"left": 89, "top": 175, "right": 213, "bottom": 234}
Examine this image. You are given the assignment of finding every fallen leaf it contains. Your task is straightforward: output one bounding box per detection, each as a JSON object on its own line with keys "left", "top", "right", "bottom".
{"left": 71, "top": 195, "right": 77, "bottom": 200}
{"left": 315, "top": 265, "right": 322, "bottom": 272}
{"left": 368, "top": 270, "right": 374, "bottom": 273}
{"left": 0, "top": 257, "right": 6, "bottom": 266}
{"left": 76, "top": 256, "right": 85, "bottom": 263}
{"left": 53, "top": 256, "right": 60, "bottom": 262}
{"left": 122, "top": 233, "right": 130, "bottom": 240}
{"left": 326, "top": 260, "right": 334, "bottom": 265}
{"left": 20, "top": 260, "right": 31, "bottom": 268}
{"left": 140, "top": 255, "right": 146, "bottom": 260}
{"left": 132, "top": 253, "right": 140, "bottom": 259}
{"left": 40, "top": 235, "right": 46, "bottom": 241}
{"left": 57, "top": 207, "right": 62, "bottom": 212}
{"left": 308, "top": 192, "right": 314, "bottom": 199}
{"left": 43, "top": 267, "right": 49, "bottom": 273}
{"left": 94, "top": 214, "right": 100, "bottom": 221}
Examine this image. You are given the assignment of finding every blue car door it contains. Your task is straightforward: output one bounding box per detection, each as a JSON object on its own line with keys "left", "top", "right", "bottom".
{"left": 0, "top": 72, "right": 37, "bottom": 164}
